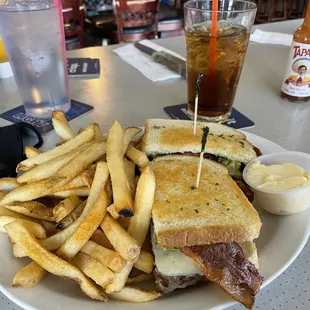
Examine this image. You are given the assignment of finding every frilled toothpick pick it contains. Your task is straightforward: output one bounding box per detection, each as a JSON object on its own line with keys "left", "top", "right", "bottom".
{"left": 193, "top": 73, "right": 203, "bottom": 135}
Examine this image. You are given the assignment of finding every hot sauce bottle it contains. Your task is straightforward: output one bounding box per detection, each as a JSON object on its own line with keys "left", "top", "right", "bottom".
{"left": 281, "top": 2, "right": 310, "bottom": 102}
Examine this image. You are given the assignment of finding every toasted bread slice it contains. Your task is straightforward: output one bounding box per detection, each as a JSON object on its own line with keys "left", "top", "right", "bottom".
{"left": 150, "top": 155, "right": 261, "bottom": 249}
{"left": 142, "top": 119, "right": 257, "bottom": 164}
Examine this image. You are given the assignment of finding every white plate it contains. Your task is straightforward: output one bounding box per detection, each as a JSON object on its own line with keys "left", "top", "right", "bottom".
{"left": 1, "top": 132, "right": 310, "bottom": 310}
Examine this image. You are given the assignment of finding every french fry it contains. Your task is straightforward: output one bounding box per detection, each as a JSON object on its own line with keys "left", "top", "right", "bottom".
{"left": 81, "top": 240, "right": 126, "bottom": 273}
{"left": 118, "top": 217, "right": 130, "bottom": 230}
{"left": 13, "top": 261, "right": 46, "bottom": 288}
{"left": 105, "top": 261, "right": 134, "bottom": 294}
{"left": 17, "top": 145, "right": 85, "bottom": 184}
{"left": 123, "top": 158, "right": 136, "bottom": 197}
{"left": 107, "top": 204, "right": 119, "bottom": 220}
{"left": 25, "top": 146, "right": 41, "bottom": 159}
{"left": 55, "top": 141, "right": 64, "bottom": 147}
{"left": 52, "top": 110, "right": 75, "bottom": 141}
{"left": 11, "top": 172, "right": 103, "bottom": 257}
{"left": 127, "top": 166, "right": 155, "bottom": 245}
{"left": 63, "top": 177, "right": 87, "bottom": 190}
{"left": 2, "top": 120, "right": 164, "bottom": 303}
{"left": 78, "top": 128, "right": 107, "bottom": 141}
{"left": 17, "top": 123, "right": 97, "bottom": 171}
{"left": 104, "top": 179, "right": 113, "bottom": 202}
{"left": 52, "top": 110, "right": 69, "bottom": 123}
{"left": 2, "top": 219, "right": 45, "bottom": 239}
{"left": 0, "top": 178, "right": 62, "bottom": 207}
{"left": 12, "top": 164, "right": 106, "bottom": 257}
{"left": 1, "top": 143, "right": 106, "bottom": 206}
{"left": 134, "top": 141, "right": 142, "bottom": 151}
{"left": 5, "top": 221, "right": 107, "bottom": 301}
{"left": 94, "top": 123, "right": 103, "bottom": 140}
{"left": 134, "top": 251, "right": 154, "bottom": 274}
{"left": 55, "top": 173, "right": 90, "bottom": 191}
{"left": 72, "top": 252, "right": 115, "bottom": 289}
{"left": 126, "top": 273, "right": 154, "bottom": 284}
{"left": 3, "top": 201, "right": 54, "bottom": 221}
{"left": 56, "top": 188, "right": 109, "bottom": 261}
{"left": 8, "top": 236, "right": 14, "bottom": 244}
{"left": 122, "top": 127, "right": 142, "bottom": 156}
{"left": 8, "top": 163, "right": 108, "bottom": 259}
{"left": 108, "top": 286, "right": 160, "bottom": 302}
{"left": 135, "top": 175, "right": 139, "bottom": 190}
{"left": 56, "top": 201, "right": 85, "bottom": 229}
{"left": 126, "top": 144, "right": 149, "bottom": 169}
{"left": 0, "top": 207, "right": 46, "bottom": 239}
{"left": 41, "top": 220, "right": 59, "bottom": 237}
{"left": 51, "top": 187, "right": 90, "bottom": 198}
{"left": 52, "top": 142, "right": 106, "bottom": 183}
{"left": 107, "top": 121, "right": 133, "bottom": 217}
{"left": 90, "top": 229, "right": 113, "bottom": 249}
{"left": 12, "top": 168, "right": 111, "bottom": 283}
{"left": 0, "top": 178, "right": 20, "bottom": 192}
{"left": 100, "top": 214, "right": 140, "bottom": 262}
{"left": 53, "top": 195, "right": 82, "bottom": 222}
{"left": 12, "top": 243, "right": 27, "bottom": 258}
{"left": 105, "top": 167, "right": 155, "bottom": 293}
{"left": 40, "top": 161, "right": 109, "bottom": 251}
{"left": 80, "top": 164, "right": 97, "bottom": 188}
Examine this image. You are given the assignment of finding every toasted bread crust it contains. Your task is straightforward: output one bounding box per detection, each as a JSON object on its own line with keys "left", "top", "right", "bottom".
{"left": 150, "top": 155, "right": 261, "bottom": 248}
{"left": 156, "top": 224, "right": 260, "bottom": 249}
{"left": 142, "top": 119, "right": 257, "bottom": 164}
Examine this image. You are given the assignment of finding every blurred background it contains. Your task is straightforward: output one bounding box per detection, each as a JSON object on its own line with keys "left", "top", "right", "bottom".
{"left": 0, "top": 0, "right": 308, "bottom": 56}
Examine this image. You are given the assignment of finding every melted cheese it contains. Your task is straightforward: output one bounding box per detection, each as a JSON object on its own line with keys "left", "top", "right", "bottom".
{"left": 153, "top": 238, "right": 258, "bottom": 276}
{"left": 153, "top": 242, "right": 203, "bottom": 276}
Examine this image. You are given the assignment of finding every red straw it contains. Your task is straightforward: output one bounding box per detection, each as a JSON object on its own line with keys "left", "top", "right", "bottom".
{"left": 210, "top": 0, "right": 218, "bottom": 76}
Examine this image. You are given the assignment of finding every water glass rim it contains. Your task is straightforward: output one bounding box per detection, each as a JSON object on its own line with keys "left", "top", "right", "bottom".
{"left": 184, "top": 0, "right": 257, "bottom": 13}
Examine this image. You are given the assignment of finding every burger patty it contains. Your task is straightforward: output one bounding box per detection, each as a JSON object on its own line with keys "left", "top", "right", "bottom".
{"left": 154, "top": 268, "right": 207, "bottom": 294}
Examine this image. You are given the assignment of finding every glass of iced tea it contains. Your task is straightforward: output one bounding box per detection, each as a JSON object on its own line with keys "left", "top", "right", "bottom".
{"left": 184, "top": 0, "right": 257, "bottom": 122}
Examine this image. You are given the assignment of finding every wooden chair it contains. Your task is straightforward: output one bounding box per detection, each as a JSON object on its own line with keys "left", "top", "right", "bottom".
{"left": 255, "top": 0, "right": 288, "bottom": 23}
{"left": 288, "top": 0, "right": 308, "bottom": 19}
{"left": 113, "top": 0, "right": 161, "bottom": 43}
{"left": 62, "top": 0, "right": 85, "bottom": 49}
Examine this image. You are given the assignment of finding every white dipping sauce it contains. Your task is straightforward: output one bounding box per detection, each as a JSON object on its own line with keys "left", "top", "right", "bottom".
{"left": 246, "top": 161, "right": 310, "bottom": 191}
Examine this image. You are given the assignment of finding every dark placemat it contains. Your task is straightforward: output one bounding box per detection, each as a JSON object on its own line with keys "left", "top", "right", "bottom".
{"left": 164, "top": 104, "right": 255, "bottom": 129}
{"left": 0, "top": 100, "right": 93, "bottom": 134}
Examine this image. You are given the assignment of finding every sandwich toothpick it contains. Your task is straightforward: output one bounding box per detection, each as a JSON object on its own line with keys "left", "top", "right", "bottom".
{"left": 194, "top": 73, "right": 203, "bottom": 135}
{"left": 195, "top": 126, "right": 209, "bottom": 188}
{"left": 195, "top": 152, "right": 204, "bottom": 189}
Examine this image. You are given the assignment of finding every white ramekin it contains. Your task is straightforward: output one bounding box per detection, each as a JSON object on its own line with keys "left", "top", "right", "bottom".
{"left": 243, "top": 151, "right": 310, "bottom": 215}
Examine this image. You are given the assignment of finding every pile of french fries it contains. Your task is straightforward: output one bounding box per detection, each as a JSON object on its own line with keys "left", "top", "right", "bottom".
{"left": 0, "top": 111, "right": 160, "bottom": 303}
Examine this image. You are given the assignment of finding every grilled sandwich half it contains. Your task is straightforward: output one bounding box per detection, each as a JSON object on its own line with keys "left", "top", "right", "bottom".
{"left": 150, "top": 155, "right": 263, "bottom": 309}
{"left": 142, "top": 119, "right": 261, "bottom": 180}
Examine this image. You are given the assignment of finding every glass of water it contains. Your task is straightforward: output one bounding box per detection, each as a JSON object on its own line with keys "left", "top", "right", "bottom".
{"left": 0, "top": 0, "right": 70, "bottom": 118}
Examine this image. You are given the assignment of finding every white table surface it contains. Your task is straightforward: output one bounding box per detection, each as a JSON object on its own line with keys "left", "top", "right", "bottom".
{"left": 0, "top": 19, "right": 309, "bottom": 310}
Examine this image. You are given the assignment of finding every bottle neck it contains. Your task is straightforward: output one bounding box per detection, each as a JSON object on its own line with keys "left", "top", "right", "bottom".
{"left": 304, "top": 1, "right": 310, "bottom": 25}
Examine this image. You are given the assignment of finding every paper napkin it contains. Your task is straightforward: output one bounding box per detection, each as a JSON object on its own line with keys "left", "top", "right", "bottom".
{"left": 250, "top": 29, "right": 293, "bottom": 47}
{"left": 113, "top": 39, "right": 185, "bottom": 82}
